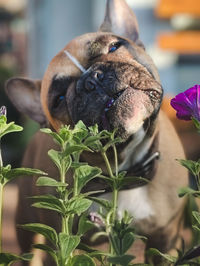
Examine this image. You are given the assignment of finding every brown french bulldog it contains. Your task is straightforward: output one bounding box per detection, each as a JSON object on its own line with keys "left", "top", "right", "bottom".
{"left": 6, "top": 0, "right": 188, "bottom": 264}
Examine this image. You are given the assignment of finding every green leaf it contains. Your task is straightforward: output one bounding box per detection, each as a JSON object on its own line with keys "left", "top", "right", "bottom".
{"left": 193, "top": 211, "right": 200, "bottom": 225}
{"left": 74, "top": 165, "right": 102, "bottom": 194}
{"left": 48, "top": 149, "right": 72, "bottom": 175}
{"left": 4, "top": 168, "right": 47, "bottom": 182}
{"left": 1, "top": 167, "right": 47, "bottom": 185}
{"left": 64, "top": 144, "right": 91, "bottom": 157}
{"left": 177, "top": 159, "right": 200, "bottom": 177}
{"left": 84, "top": 135, "right": 102, "bottom": 146}
{"left": 88, "top": 196, "right": 112, "bottom": 211}
{"left": 48, "top": 149, "right": 63, "bottom": 170}
{"left": 193, "top": 225, "right": 200, "bottom": 233}
{"left": 66, "top": 197, "right": 92, "bottom": 216}
{"left": 117, "top": 176, "right": 148, "bottom": 190}
{"left": 40, "top": 128, "right": 64, "bottom": 146}
{"left": 77, "top": 243, "right": 99, "bottom": 253}
{"left": 0, "top": 115, "right": 6, "bottom": 123}
{"left": 88, "top": 124, "right": 99, "bottom": 135}
{"left": 97, "top": 175, "right": 113, "bottom": 186}
{"left": 178, "top": 187, "right": 200, "bottom": 198}
{"left": 71, "top": 162, "right": 88, "bottom": 168}
{"left": 121, "top": 232, "right": 135, "bottom": 254}
{"left": 0, "top": 252, "right": 33, "bottom": 265}
{"left": 72, "top": 120, "right": 88, "bottom": 141}
{"left": 77, "top": 214, "right": 95, "bottom": 235}
{"left": 0, "top": 165, "right": 10, "bottom": 184}
{"left": 69, "top": 254, "right": 95, "bottom": 266}
{"left": 58, "top": 233, "right": 80, "bottom": 264}
{"left": 36, "top": 176, "right": 68, "bottom": 187}
{"left": 86, "top": 125, "right": 108, "bottom": 151}
{"left": 108, "top": 254, "right": 135, "bottom": 266}
{"left": 31, "top": 195, "right": 65, "bottom": 214}
{"left": 178, "top": 245, "right": 200, "bottom": 263}
{"left": 58, "top": 126, "right": 72, "bottom": 143}
{"left": 77, "top": 243, "right": 107, "bottom": 263}
{"left": 122, "top": 210, "right": 133, "bottom": 225}
{"left": 33, "top": 244, "right": 58, "bottom": 263}
{"left": 99, "top": 130, "right": 113, "bottom": 138}
{"left": 109, "top": 233, "right": 121, "bottom": 255}
{"left": 19, "top": 223, "right": 58, "bottom": 246}
{"left": 192, "top": 117, "right": 200, "bottom": 133}
{"left": 73, "top": 120, "right": 87, "bottom": 131}
{"left": 103, "top": 137, "right": 123, "bottom": 151}
{"left": 0, "top": 115, "right": 23, "bottom": 139}
{"left": 146, "top": 248, "right": 176, "bottom": 263}
{"left": 83, "top": 190, "right": 105, "bottom": 196}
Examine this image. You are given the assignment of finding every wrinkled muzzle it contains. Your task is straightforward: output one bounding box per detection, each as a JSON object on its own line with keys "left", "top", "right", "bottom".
{"left": 68, "top": 61, "right": 163, "bottom": 139}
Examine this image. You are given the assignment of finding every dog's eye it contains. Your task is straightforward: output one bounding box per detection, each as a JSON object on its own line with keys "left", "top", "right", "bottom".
{"left": 108, "top": 42, "right": 121, "bottom": 53}
{"left": 59, "top": 95, "right": 65, "bottom": 101}
{"left": 53, "top": 95, "right": 65, "bottom": 109}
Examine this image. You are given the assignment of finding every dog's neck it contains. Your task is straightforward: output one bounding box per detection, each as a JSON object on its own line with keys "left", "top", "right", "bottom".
{"left": 116, "top": 125, "right": 160, "bottom": 186}
{"left": 81, "top": 122, "right": 160, "bottom": 194}
{"left": 122, "top": 133, "right": 160, "bottom": 188}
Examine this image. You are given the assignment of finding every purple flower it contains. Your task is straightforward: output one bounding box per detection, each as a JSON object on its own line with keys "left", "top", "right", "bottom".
{"left": 0, "top": 106, "right": 7, "bottom": 117}
{"left": 89, "top": 212, "right": 105, "bottom": 227}
{"left": 170, "top": 85, "right": 200, "bottom": 121}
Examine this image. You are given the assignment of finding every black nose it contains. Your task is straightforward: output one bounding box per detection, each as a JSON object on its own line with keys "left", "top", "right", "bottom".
{"left": 84, "top": 70, "right": 104, "bottom": 92}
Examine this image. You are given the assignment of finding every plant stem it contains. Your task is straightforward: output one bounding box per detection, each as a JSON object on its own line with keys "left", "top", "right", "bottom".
{"left": 0, "top": 141, "right": 3, "bottom": 168}
{"left": 101, "top": 148, "right": 120, "bottom": 265}
{"left": 113, "top": 145, "right": 118, "bottom": 177}
{"left": 0, "top": 139, "right": 3, "bottom": 253}
{"left": 0, "top": 183, "right": 3, "bottom": 253}
{"left": 60, "top": 161, "right": 68, "bottom": 235}
{"left": 60, "top": 163, "right": 65, "bottom": 184}
{"left": 101, "top": 151, "right": 114, "bottom": 178}
{"left": 62, "top": 215, "right": 69, "bottom": 234}
{"left": 73, "top": 152, "right": 80, "bottom": 198}
{"left": 112, "top": 188, "right": 118, "bottom": 224}
{"left": 196, "top": 174, "right": 200, "bottom": 191}
{"left": 112, "top": 144, "right": 119, "bottom": 225}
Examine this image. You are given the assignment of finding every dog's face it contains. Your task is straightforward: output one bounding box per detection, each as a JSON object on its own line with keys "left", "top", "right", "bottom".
{"left": 6, "top": 0, "right": 163, "bottom": 140}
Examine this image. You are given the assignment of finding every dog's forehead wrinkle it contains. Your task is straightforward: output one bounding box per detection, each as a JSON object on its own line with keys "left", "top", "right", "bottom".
{"left": 127, "top": 43, "right": 160, "bottom": 82}
{"left": 87, "top": 34, "right": 120, "bottom": 59}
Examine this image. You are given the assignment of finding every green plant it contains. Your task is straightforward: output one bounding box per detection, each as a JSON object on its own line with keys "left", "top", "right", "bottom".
{"left": 147, "top": 86, "right": 200, "bottom": 265}
{"left": 19, "top": 121, "right": 147, "bottom": 265}
{"left": 0, "top": 106, "right": 46, "bottom": 265}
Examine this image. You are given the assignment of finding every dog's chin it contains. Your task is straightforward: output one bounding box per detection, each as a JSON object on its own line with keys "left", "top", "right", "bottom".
{"left": 101, "top": 109, "right": 145, "bottom": 140}
{"left": 70, "top": 87, "right": 157, "bottom": 141}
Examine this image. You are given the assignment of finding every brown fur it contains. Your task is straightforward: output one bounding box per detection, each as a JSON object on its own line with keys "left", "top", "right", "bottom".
{"left": 5, "top": 0, "right": 188, "bottom": 265}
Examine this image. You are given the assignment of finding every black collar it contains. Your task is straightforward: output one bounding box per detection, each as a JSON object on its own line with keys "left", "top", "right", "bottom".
{"left": 122, "top": 134, "right": 160, "bottom": 188}
{"left": 86, "top": 134, "right": 160, "bottom": 195}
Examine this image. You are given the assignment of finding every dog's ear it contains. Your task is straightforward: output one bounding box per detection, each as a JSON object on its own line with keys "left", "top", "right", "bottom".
{"left": 100, "top": 0, "right": 143, "bottom": 47}
{"left": 5, "top": 77, "right": 46, "bottom": 126}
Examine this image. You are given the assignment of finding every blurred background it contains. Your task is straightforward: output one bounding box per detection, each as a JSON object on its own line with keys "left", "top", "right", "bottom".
{"left": 0, "top": 0, "right": 200, "bottom": 166}
{"left": 0, "top": 0, "right": 199, "bottom": 257}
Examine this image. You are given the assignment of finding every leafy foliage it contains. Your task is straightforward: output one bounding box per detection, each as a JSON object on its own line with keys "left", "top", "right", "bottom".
{"left": 0, "top": 252, "right": 33, "bottom": 265}
{"left": 0, "top": 110, "right": 44, "bottom": 265}
{"left": 18, "top": 121, "right": 150, "bottom": 265}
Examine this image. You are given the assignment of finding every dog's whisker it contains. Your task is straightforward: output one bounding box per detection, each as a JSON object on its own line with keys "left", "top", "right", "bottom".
{"left": 64, "top": 50, "right": 86, "bottom": 73}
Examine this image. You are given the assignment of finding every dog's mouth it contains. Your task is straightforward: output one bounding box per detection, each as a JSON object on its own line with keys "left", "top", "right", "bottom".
{"left": 101, "top": 90, "right": 125, "bottom": 130}
{"left": 104, "top": 90, "right": 124, "bottom": 112}
{"left": 70, "top": 61, "right": 163, "bottom": 139}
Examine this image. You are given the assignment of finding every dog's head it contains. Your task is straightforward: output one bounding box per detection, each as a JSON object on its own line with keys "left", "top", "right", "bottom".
{"left": 6, "top": 0, "right": 163, "bottom": 140}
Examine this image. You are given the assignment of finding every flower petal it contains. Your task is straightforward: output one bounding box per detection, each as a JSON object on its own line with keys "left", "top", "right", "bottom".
{"left": 171, "top": 96, "right": 193, "bottom": 120}
{"left": 170, "top": 85, "right": 200, "bottom": 121}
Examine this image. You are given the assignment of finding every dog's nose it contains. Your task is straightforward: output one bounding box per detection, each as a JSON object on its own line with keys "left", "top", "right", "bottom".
{"left": 84, "top": 71, "right": 104, "bottom": 92}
